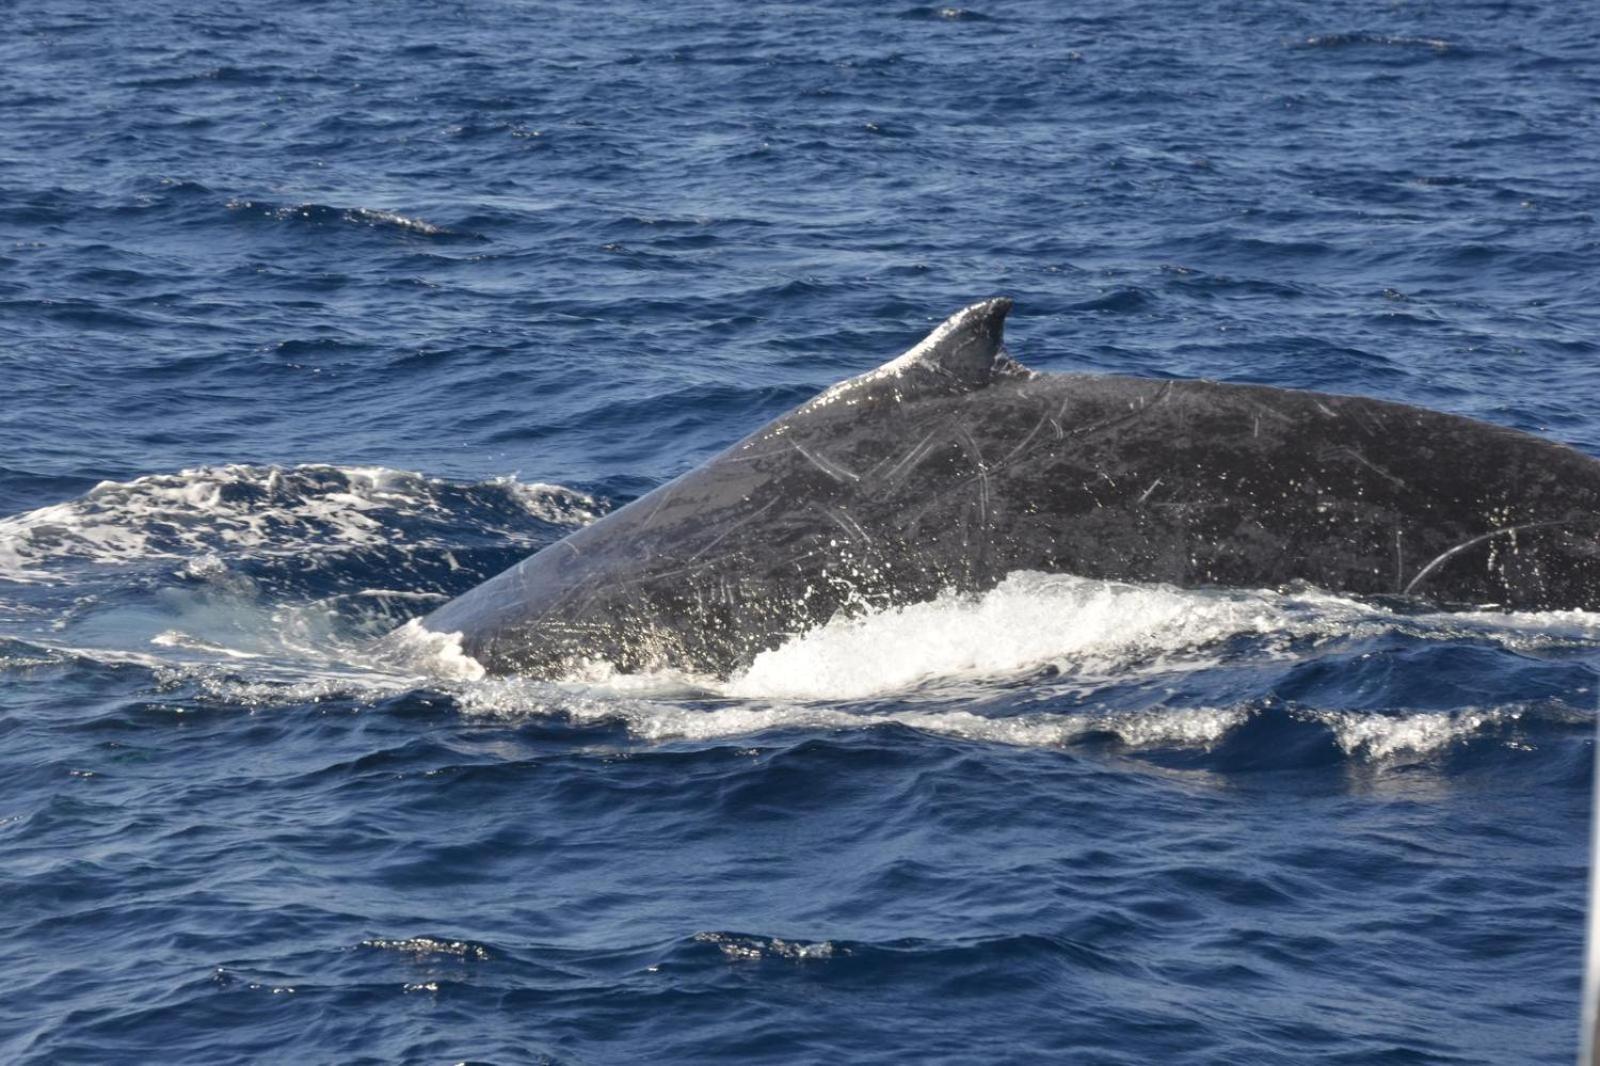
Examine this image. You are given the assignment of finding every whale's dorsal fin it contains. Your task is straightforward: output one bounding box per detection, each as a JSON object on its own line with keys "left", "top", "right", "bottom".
{"left": 800, "top": 297, "right": 1027, "bottom": 414}
{"left": 898, "top": 296, "right": 1019, "bottom": 387}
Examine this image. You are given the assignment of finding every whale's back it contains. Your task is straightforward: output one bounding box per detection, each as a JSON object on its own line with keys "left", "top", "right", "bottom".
{"left": 417, "top": 301, "right": 1600, "bottom": 678}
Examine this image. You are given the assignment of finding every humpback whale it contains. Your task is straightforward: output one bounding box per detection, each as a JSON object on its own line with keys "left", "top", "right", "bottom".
{"left": 415, "top": 298, "right": 1600, "bottom": 678}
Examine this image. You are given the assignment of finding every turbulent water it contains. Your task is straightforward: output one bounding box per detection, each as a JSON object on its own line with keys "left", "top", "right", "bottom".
{"left": 4, "top": 1, "right": 1599, "bottom": 1062}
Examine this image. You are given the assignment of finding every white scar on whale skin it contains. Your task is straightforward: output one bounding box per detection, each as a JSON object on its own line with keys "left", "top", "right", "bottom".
{"left": 1403, "top": 520, "right": 1566, "bottom": 595}
{"left": 791, "top": 441, "right": 860, "bottom": 483}
{"left": 880, "top": 429, "right": 942, "bottom": 483}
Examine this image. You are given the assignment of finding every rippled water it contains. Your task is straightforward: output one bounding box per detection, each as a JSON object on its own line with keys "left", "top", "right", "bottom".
{"left": 3, "top": 1, "right": 1598, "bottom": 1062}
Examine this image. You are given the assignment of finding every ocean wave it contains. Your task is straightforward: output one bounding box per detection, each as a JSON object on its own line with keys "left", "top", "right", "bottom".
{"left": 1313, "top": 705, "right": 1523, "bottom": 760}
{"left": 470, "top": 692, "right": 1556, "bottom": 767}
{"left": 224, "top": 199, "right": 483, "bottom": 240}
{"left": 1292, "top": 33, "right": 1455, "bottom": 53}
{"left": 43, "top": 610, "right": 1577, "bottom": 767}
{"left": 360, "top": 937, "right": 493, "bottom": 961}
{"left": 599, "top": 700, "right": 1254, "bottom": 752}
{"left": 693, "top": 931, "right": 839, "bottom": 961}
{"left": 897, "top": 6, "right": 995, "bottom": 22}
{"left": 0, "top": 464, "right": 601, "bottom": 583}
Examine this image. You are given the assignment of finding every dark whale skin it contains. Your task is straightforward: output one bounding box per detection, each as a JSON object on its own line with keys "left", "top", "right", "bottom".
{"left": 416, "top": 298, "right": 1600, "bottom": 678}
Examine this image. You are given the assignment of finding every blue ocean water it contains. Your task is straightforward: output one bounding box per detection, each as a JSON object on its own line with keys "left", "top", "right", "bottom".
{"left": 3, "top": 0, "right": 1599, "bottom": 1061}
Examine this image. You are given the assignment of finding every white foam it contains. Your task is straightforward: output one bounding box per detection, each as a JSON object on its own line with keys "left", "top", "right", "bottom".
{"left": 451, "top": 668, "right": 1250, "bottom": 752}
{"left": 384, "top": 618, "right": 486, "bottom": 682}
{"left": 1407, "top": 606, "right": 1600, "bottom": 650}
{"left": 428, "top": 571, "right": 1318, "bottom": 741}
{"left": 720, "top": 572, "right": 1356, "bottom": 701}
{"left": 429, "top": 571, "right": 1600, "bottom": 761}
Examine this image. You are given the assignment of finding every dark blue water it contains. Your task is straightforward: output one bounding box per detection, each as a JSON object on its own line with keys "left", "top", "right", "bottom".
{"left": 4, "top": 1, "right": 1599, "bottom": 1061}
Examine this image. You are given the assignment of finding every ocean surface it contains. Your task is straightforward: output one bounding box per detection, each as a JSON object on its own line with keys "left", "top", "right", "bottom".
{"left": 3, "top": 1, "right": 1599, "bottom": 1062}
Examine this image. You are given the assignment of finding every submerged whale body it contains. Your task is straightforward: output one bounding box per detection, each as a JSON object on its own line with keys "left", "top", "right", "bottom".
{"left": 417, "top": 298, "right": 1600, "bottom": 678}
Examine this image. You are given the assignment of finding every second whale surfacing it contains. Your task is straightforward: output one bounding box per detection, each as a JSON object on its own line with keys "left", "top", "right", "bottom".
{"left": 414, "top": 298, "right": 1600, "bottom": 679}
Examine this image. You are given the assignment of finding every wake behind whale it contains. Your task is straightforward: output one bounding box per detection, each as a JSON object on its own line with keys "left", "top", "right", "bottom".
{"left": 414, "top": 299, "right": 1600, "bottom": 679}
